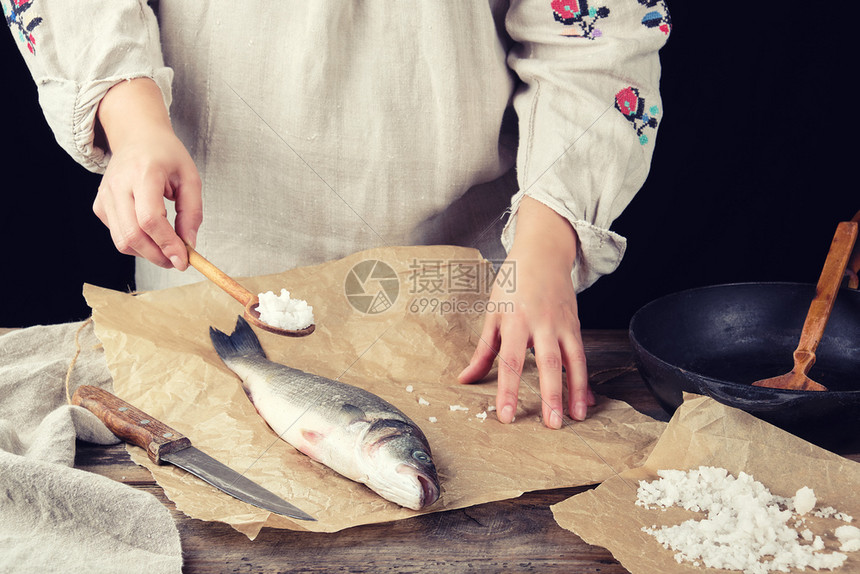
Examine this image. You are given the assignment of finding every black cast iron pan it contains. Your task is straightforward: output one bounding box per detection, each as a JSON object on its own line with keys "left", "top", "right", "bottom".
{"left": 629, "top": 282, "right": 860, "bottom": 449}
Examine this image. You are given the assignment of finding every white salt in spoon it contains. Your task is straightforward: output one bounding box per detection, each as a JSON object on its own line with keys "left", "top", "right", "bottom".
{"left": 185, "top": 243, "right": 315, "bottom": 337}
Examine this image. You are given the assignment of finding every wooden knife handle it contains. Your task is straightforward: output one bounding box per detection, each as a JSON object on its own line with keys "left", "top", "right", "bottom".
{"left": 72, "top": 385, "right": 191, "bottom": 464}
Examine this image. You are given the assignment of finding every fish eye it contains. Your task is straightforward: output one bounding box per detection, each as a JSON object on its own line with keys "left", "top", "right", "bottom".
{"left": 412, "top": 450, "right": 430, "bottom": 463}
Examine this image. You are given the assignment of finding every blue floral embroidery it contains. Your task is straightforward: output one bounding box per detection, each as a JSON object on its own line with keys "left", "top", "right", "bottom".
{"left": 551, "top": 0, "right": 610, "bottom": 40}
{"left": 637, "top": 0, "right": 671, "bottom": 35}
{"left": 3, "top": 0, "right": 42, "bottom": 55}
{"left": 615, "top": 87, "right": 659, "bottom": 145}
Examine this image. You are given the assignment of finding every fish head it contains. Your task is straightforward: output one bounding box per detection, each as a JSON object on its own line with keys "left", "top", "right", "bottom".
{"left": 359, "top": 418, "right": 440, "bottom": 511}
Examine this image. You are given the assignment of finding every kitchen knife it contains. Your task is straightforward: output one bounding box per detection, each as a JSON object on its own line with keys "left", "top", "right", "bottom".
{"left": 72, "top": 384, "right": 315, "bottom": 521}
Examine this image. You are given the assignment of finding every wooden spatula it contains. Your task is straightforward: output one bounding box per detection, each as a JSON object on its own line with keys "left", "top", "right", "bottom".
{"left": 752, "top": 221, "right": 858, "bottom": 391}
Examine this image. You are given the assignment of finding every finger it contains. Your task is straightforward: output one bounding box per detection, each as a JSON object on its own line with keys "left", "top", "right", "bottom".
{"left": 102, "top": 181, "right": 172, "bottom": 268}
{"left": 586, "top": 385, "right": 597, "bottom": 406}
{"left": 135, "top": 171, "right": 187, "bottom": 270}
{"left": 172, "top": 167, "right": 203, "bottom": 252}
{"left": 94, "top": 185, "right": 144, "bottom": 260}
{"left": 495, "top": 319, "right": 529, "bottom": 424}
{"left": 92, "top": 192, "right": 111, "bottom": 232}
{"left": 458, "top": 314, "right": 501, "bottom": 384}
{"left": 561, "top": 332, "right": 590, "bottom": 421}
{"left": 532, "top": 331, "right": 565, "bottom": 429}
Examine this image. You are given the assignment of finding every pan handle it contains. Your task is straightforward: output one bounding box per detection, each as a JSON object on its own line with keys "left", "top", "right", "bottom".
{"left": 849, "top": 211, "right": 860, "bottom": 289}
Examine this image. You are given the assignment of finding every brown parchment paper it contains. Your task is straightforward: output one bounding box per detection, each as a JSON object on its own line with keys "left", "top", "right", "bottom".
{"left": 83, "top": 245, "right": 666, "bottom": 538}
{"left": 551, "top": 394, "right": 860, "bottom": 574}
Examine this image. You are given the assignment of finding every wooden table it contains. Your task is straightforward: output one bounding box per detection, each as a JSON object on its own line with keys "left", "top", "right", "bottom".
{"left": 69, "top": 330, "right": 859, "bottom": 574}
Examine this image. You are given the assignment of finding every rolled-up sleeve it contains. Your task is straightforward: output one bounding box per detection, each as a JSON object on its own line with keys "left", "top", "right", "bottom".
{"left": 2, "top": 0, "right": 172, "bottom": 172}
{"left": 503, "top": 0, "right": 670, "bottom": 292}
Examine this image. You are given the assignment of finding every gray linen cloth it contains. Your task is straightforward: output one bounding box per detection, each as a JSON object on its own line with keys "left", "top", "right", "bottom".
{"left": 0, "top": 322, "right": 182, "bottom": 574}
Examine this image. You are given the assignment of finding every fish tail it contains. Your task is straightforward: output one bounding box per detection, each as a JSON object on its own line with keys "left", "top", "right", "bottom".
{"left": 209, "top": 316, "right": 268, "bottom": 361}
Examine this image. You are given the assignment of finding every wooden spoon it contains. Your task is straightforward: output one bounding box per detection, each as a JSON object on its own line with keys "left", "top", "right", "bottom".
{"left": 185, "top": 243, "right": 315, "bottom": 337}
{"left": 752, "top": 221, "right": 858, "bottom": 391}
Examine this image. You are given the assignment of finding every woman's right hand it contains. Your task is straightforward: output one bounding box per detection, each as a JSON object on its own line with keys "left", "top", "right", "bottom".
{"left": 93, "top": 78, "right": 202, "bottom": 270}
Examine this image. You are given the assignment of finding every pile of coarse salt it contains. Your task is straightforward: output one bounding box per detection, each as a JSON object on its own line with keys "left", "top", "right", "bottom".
{"left": 256, "top": 289, "right": 314, "bottom": 330}
{"left": 636, "top": 466, "right": 858, "bottom": 573}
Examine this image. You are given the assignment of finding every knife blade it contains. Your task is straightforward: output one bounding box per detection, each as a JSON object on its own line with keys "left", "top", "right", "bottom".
{"left": 72, "top": 384, "right": 315, "bottom": 521}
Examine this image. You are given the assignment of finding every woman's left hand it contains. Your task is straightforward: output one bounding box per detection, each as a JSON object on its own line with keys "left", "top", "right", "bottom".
{"left": 458, "top": 196, "right": 595, "bottom": 429}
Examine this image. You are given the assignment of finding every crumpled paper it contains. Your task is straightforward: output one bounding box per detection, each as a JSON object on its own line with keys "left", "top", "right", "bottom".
{"left": 551, "top": 394, "right": 860, "bottom": 574}
{"left": 84, "top": 245, "right": 666, "bottom": 538}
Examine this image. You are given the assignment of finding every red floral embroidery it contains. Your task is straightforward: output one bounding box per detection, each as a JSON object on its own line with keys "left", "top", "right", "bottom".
{"left": 551, "top": 0, "right": 581, "bottom": 21}
{"left": 4, "top": 0, "right": 42, "bottom": 55}
{"left": 551, "top": 0, "right": 610, "bottom": 40}
{"left": 615, "top": 87, "right": 660, "bottom": 145}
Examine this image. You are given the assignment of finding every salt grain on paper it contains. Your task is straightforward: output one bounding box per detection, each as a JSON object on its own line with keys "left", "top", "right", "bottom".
{"left": 475, "top": 411, "right": 487, "bottom": 422}
{"left": 449, "top": 405, "right": 469, "bottom": 412}
{"left": 815, "top": 508, "right": 854, "bottom": 523}
{"left": 428, "top": 417, "right": 437, "bottom": 423}
{"left": 836, "top": 525, "right": 860, "bottom": 552}
{"left": 637, "top": 466, "right": 855, "bottom": 572}
{"left": 418, "top": 397, "right": 430, "bottom": 406}
{"left": 794, "top": 486, "right": 816, "bottom": 515}
{"left": 405, "top": 385, "right": 414, "bottom": 393}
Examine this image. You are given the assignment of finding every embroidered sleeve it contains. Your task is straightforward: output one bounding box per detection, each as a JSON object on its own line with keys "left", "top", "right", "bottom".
{"left": 4, "top": 1, "right": 42, "bottom": 54}
{"left": 1, "top": 0, "right": 173, "bottom": 173}
{"left": 504, "top": 0, "right": 670, "bottom": 292}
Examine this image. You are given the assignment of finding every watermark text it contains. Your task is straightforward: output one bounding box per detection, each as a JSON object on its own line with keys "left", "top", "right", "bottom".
{"left": 408, "top": 297, "right": 514, "bottom": 316}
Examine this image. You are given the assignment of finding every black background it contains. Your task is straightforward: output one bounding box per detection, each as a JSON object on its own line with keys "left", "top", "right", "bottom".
{"left": 1, "top": 3, "right": 856, "bottom": 328}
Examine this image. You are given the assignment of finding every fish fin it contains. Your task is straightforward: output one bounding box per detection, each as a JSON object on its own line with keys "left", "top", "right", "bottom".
{"left": 209, "top": 316, "right": 267, "bottom": 361}
{"left": 339, "top": 403, "right": 367, "bottom": 425}
{"left": 301, "top": 429, "right": 324, "bottom": 444}
{"left": 298, "top": 430, "right": 325, "bottom": 458}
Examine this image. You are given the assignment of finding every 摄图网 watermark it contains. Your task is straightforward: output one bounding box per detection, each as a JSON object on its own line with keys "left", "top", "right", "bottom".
{"left": 344, "top": 258, "right": 516, "bottom": 315}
